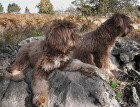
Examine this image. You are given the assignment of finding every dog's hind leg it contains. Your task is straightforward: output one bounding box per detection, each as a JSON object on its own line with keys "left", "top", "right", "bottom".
{"left": 94, "top": 52, "right": 115, "bottom": 79}
{"left": 10, "top": 49, "right": 29, "bottom": 81}
{"left": 32, "top": 68, "right": 49, "bottom": 107}
{"left": 109, "top": 59, "right": 118, "bottom": 72}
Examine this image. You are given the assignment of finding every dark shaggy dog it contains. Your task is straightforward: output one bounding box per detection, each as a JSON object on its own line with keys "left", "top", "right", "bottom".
{"left": 10, "top": 19, "right": 95, "bottom": 106}
{"left": 74, "top": 13, "right": 134, "bottom": 78}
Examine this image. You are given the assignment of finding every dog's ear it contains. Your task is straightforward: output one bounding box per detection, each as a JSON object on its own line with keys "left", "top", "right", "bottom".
{"left": 71, "top": 33, "right": 82, "bottom": 48}
{"left": 112, "top": 13, "right": 124, "bottom": 28}
{"left": 47, "top": 27, "right": 68, "bottom": 52}
{"left": 121, "top": 14, "right": 134, "bottom": 36}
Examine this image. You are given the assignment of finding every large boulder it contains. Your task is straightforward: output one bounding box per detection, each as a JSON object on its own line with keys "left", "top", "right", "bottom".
{"left": 0, "top": 81, "right": 31, "bottom": 107}
{"left": 1, "top": 38, "right": 140, "bottom": 107}
{"left": 47, "top": 71, "right": 119, "bottom": 107}
{"left": 0, "top": 69, "right": 120, "bottom": 107}
{"left": 0, "top": 39, "right": 120, "bottom": 107}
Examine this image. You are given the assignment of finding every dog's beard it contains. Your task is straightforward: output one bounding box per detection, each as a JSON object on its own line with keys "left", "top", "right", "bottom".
{"left": 122, "top": 26, "right": 133, "bottom": 37}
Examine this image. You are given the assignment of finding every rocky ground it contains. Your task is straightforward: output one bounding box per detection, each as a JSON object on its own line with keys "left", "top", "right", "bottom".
{"left": 0, "top": 37, "right": 140, "bottom": 107}
{"left": 111, "top": 40, "right": 140, "bottom": 107}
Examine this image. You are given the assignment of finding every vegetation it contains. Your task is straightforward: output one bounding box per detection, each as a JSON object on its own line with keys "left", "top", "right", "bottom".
{"left": 0, "top": 13, "right": 139, "bottom": 46}
{"left": 0, "top": 1, "right": 140, "bottom": 44}
{"left": 72, "top": 0, "right": 138, "bottom": 16}
{"left": 0, "top": 3, "right": 4, "bottom": 13}
{"left": 37, "top": 0, "right": 54, "bottom": 14}
{"left": 72, "top": 0, "right": 93, "bottom": 16}
{"left": 7, "top": 3, "right": 21, "bottom": 13}
{"left": 110, "top": 79, "right": 122, "bottom": 100}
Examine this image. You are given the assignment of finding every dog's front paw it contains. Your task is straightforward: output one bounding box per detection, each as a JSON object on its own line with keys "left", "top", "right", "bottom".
{"left": 107, "top": 70, "right": 115, "bottom": 80}
{"left": 110, "top": 64, "right": 118, "bottom": 72}
{"left": 33, "top": 94, "right": 48, "bottom": 107}
{"left": 81, "top": 64, "right": 96, "bottom": 76}
{"left": 10, "top": 70, "right": 25, "bottom": 82}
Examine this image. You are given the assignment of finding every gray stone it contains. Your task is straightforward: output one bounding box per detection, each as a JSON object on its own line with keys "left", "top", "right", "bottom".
{"left": 112, "top": 40, "right": 140, "bottom": 59}
{"left": 122, "top": 84, "right": 140, "bottom": 107}
{"left": 122, "top": 62, "right": 136, "bottom": 71}
{"left": 0, "top": 58, "right": 9, "bottom": 70}
{"left": 46, "top": 71, "right": 120, "bottom": 107}
{"left": 135, "top": 82, "right": 140, "bottom": 98}
{"left": 18, "top": 36, "right": 45, "bottom": 47}
{"left": 2, "top": 38, "right": 140, "bottom": 107}
{"left": 110, "top": 55, "right": 120, "bottom": 68}
{"left": 0, "top": 70, "right": 11, "bottom": 101}
{"left": 0, "top": 81, "right": 31, "bottom": 107}
{"left": 0, "top": 69, "right": 119, "bottom": 107}
{"left": 0, "top": 44, "right": 18, "bottom": 70}
{"left": 127, "top": 69, "right": 140, "bottom": 81}
{"left": 132, "top": 87, "right": 140, "bottom": 106}
{"left": 120, "top": 53, "right": 133, "bottom": 63}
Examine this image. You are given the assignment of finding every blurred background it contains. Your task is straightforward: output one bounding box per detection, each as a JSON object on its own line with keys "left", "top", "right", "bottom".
{"left": 0, "top": 0, "right": 140, "bottom": 46}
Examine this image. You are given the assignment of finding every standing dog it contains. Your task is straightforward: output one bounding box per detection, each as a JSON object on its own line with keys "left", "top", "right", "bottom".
{"left": 74, "top": 13, "right": 133, "bottom": 78}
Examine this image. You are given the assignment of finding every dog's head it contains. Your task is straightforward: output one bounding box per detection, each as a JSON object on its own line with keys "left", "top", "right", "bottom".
{"left": 46, "top": 19, "right": 80, "bottom": 53}
{"left": 107, "top": 13, "right": 133, "bottom": 37}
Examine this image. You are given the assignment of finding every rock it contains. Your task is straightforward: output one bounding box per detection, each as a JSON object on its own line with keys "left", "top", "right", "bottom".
{"left": 112, "top": 40, "right": 140, "bottom": 60}
{"left": 0, "top": 69, "right": 120, "bottom": 107}
{"left": 24, "top": 68, "right": 33, "bottom": 86}
{"left": 122, "top": 84, "right": 140, "bottom": 107}
{"left": 111, "top": 41, "right": 140, "bottom": 76}
{"left": 0, "top": 42, "right": 120, "bottom": 107}
{"left": 120, "top": 52, "right": 134, "bottom": 63}
{"left": 134, "top": 54, "right": 140, "bottom": 71}
{"left": 135, "top": 82, "right": 140, "bottom": 98}
{"left": 111, "top": 40, "right": 140, "bottom": 106}
{"left": 0, "top": 44, "right": 18, "bottom": 70}
{"left": 47, "top": 71, "right": 120, "bottom": 107}
{"left": 122, "top": 62, "right": 135, "bottom": 72}
{"left": 18, "top": 36, "right": 45, "bottom": 47}
{"left": 0, "top": 81, "right": 32, "bottom": 107}
{"left": 127, "top": 69, "right": 140, "bottom": 81}
{"left": 110, "top": 55, "right": 120, "bottom": 68}
{"left": 24, "top": 69, "right": 115, "bottom": 107}
{"left": 0, "top": 58, "right": 9, "bottom": 70}
{"left": 2, "top": 38, "right": 140, "bottom": 107}
{"left": 0, "top": 70, "right": 11, "bottom": 101}
{"left": 132, "top": 87, "right": 140, "bottom": 106}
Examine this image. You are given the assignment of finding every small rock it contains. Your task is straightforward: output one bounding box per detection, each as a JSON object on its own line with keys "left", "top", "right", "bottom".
{"left": 120, "top": 53, "right": 133, "bottom": 63}
{"left": 18, "top": 36, "right": 45, "bottom": 47}
{"left": 122, "top": 62, "right": 135, "bottom": 71}
{"left": 132, "top": 87, "right": 140, "bottom": 106}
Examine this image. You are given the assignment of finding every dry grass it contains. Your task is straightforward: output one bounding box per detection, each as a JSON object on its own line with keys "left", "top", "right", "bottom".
{"left": 0, "top": 13, "right": 58, "bottom": 45}
{"left": 132, "top": 16, "right": 140, "bottom": 24}
{"left": 0, "top": 13, "right": 139, "bottom": 46}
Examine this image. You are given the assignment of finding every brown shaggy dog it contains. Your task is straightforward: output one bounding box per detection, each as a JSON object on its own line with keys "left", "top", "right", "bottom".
{"left": 74, "top": 13, "right": 133, "bottom": 78}
{"left": 10, "top": 19, "right": 96, "bottom": 106}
